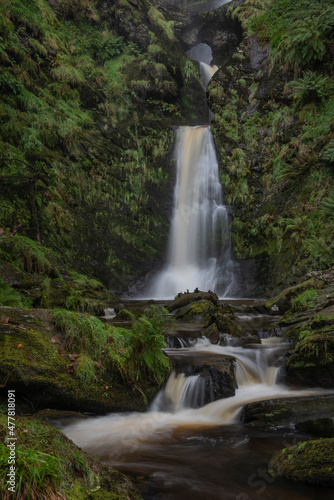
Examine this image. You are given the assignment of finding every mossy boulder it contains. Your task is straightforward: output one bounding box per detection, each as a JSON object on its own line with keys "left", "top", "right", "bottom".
{"left": 0, "top": 413, "right": 142, "bottom": 499}
{"left": 203, "top": 322, "right": 221, "bottom": 344}
{"left": 0, "top": 260, "right": 122, "bottom": 316}
{"left": 211, "top": 311, "right": 261, "bottom": 346}
{"left": 269, "top": 438, "right": 334, "bottom": 485}
{"left": 167, "top": 291, "right": 219, "bottom": 312}
{"left": 0, "top": 307, "right": 153, "bottom": 413}
{"left": 243, "top": 396, "right": 334, "bottom": 431}
{"left": 174, "top": 299, "right": 217, "bottom": 325}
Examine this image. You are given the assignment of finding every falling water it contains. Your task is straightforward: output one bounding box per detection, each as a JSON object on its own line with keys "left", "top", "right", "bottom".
{"left": 149, "top": 126, "right": 234, "bottom": 298}
{"left": 64, "top": 336, "right": 326, "bottom": 458}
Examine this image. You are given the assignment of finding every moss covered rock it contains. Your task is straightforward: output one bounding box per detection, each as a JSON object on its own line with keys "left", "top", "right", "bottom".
{"left": 174, "top": 299, "right": 217, "bottom": 325}
{"left": 269, "top": 438, "right": 334, "bottom": 485}
{"left": 265, "top": 279, "right": 317, "bottom": 314}
{"left": 0, "top": 307, "right": 154, "bottom": 413}
{"left": 0, "top": 413, "right": 142, "bottom": 499}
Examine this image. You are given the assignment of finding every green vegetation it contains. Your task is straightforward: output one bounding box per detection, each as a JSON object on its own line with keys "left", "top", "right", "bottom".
{"left": 0, "top": 277, "right": 24, "bottom": 307}
{"left": 0, "top": 0, "right": 196, "bottom": 290}
{"left": 52, "top": 306, "right": 171, "bottom": 389}
{"left": 0, "top": 413, "right": 141, "bottom": 499}
{"left": 210, "top": 0, "right": 334, "bottom": 291}
{"left": 269, "top": 438, "right": 334, "bottom": 485}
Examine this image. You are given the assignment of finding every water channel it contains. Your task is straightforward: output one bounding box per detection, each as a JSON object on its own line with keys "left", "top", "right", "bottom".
{"left": 63, "top": 308, "right": 334, "bottom": 499}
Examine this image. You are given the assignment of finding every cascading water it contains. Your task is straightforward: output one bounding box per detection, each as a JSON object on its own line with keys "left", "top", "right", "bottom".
{"left": 63, "top": 322, "right": 333, "bottom": 500}
{"left": 64, "top": 334, "right": 327, "bottom": 466}
{"left": 148, "top": 42, "right": 234, "bottom": 299}
{"left": 149, "top": 126, "right": 234, "bottom": 299}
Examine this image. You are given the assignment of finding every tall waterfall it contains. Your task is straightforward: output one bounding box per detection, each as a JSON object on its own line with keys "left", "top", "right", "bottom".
{"left": 149, "top": 126, "right": 234, "bottom": 298}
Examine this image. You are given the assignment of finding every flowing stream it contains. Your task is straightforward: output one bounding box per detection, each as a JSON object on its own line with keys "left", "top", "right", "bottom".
{"left": 64, "top": 317, "right": 333, "bottom": 499}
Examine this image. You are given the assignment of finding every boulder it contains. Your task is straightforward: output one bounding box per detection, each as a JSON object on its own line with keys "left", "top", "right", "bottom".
{"left": 269, "top": 438, "right": 334, "bottom": 485}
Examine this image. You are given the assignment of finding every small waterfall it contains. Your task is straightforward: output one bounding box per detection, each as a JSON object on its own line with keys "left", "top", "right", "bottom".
{"left": 150, "top": 371, "right": 205, "bottom": 412}
{"left": 150, "top": 126, "right": 234, "bottom": 298}
{"left": 199, "top": 61, "right": 218, "bottom": 89}
{"left": 64, "top": 335, "right": 326, "bottom": 461}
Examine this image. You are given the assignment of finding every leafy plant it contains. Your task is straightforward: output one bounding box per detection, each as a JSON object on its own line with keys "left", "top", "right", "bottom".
{"left": 52, "top": 306, "right": 172, "bottom": 388}
{"left": 0, "top": 443, "right": 64, "bottom": 500}
{"left": 291, "top": 289, "right": 318, "bottom": 312}
{"left": 286, "top": 71, "right": 333, "bottom": 108}
{"left": 0, "top": 277, "right": 23, "bottom": 307}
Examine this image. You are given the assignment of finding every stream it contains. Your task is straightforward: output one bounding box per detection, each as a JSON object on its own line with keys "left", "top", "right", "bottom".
{"left": 63, "top": 309, "right": 334, "bottom": 499}
{"left": 62, "top": 2, "right": 334, "bottom": 497}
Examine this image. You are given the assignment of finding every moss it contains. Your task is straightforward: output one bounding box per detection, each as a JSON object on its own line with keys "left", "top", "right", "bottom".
{"left": 265, "top": 279, "right": 317, "bottom": 313}
{"left": 174, "top": 300, "right": 217, "bottom": 325}
{"left": 0, "top": 413, "right": 142, "bottom": 499}
{"left": 0, "top": 306, "right": 156, "bottom": 413}
{"left": 269, "top": 438, "right": 334, "bottom": 485}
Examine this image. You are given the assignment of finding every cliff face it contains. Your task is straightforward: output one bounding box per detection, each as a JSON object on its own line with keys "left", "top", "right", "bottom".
{"left": 1, "top": 0, "right": 333, "bottom": 296}
{"left": 205, "top": 0, "right": 334, "bottom": 295}
{"left": 0, "top": 0, "right": 207, "bottom": 291}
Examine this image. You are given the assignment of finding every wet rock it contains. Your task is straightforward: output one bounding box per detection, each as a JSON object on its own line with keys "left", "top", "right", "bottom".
{"left": 167, "top": 291, "right": 219, "bottom": 311}
{"left": 211, "top": 312, "right": 261, "bottom": 346}
{"left": 183, "top": 358, "right": 236, "bottom": 402}
{"left": 203, "top": 322, "right": 221, "bottom": 344}
{"left": 174, "top": 299, "right": 217, "bottom": 325}
{"left": 243, "top": 396, "right": 334, "bottom": 431}
{"left": 296, "top": 418, "right": 334, "bottom": 438}
{"left": 269, "top": 438, "right": 334, "bottom": 485}
{"left": 200, "top": 359, "right": 235, "bottom": 402}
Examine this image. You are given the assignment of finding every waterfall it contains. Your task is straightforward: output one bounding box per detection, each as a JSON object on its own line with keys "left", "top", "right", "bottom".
{"left": 149, "top": 126, "right": 234, "bottom": 299}
{"left": 64, "top": 336, "right": 325, "bottom": 460}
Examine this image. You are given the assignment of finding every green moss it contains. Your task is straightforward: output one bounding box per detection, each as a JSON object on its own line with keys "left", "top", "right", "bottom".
{"left": 269, "top": 438, "right": 334, "bottom": 485}
{"left": 0, "top": 413, "right": 142, "bottom": 499}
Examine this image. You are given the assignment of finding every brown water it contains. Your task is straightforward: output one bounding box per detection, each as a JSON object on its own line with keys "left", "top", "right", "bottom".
{"left": 63, "top": 312, "right": 334, "bottom": 499}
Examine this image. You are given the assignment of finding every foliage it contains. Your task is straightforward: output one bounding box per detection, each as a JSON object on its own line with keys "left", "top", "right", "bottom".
{"left": 286, "top": 71, "right": 333, "bottom": 108}
{"left": 0, "top": 413, "right": 140, "bottom": 499}
{"left": 0, "top": 277, "right": 24, "bottom": 307}
{"left": 291, "top": 289, "right": 318, "bottom": 312}
{"left": 0, "top": 235, "right": 55, "bottom": 275}
{"left": 52, "top": 306, "right": 171, "bottom": 387}
{"left": 0, "top": 442, "right": 64, "bottom": 500}
{"left": 249, "top": 0, "right": 334, "bottom": 72}
{"left": 0, "top": 0, "right": 184, "bottom": 288}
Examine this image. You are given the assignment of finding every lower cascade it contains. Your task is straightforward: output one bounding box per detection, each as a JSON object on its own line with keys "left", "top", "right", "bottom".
{"left": 149, "top": 126, "right": 234, "bottom": 299}
{"left": 64, "top": 332, "right": 328, "bottom": 496}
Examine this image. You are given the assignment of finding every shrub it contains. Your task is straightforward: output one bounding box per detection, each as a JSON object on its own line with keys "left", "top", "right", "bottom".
{"left": 286, "top": 71, "right": 333, "bottom": 108}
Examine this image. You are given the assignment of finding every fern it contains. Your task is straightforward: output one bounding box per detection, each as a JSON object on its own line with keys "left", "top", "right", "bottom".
{"left": 322, "top": 140, "right": 334, "bottom": 164}
{"left": 0, "top": 278, "right": 23, "bottom": 307}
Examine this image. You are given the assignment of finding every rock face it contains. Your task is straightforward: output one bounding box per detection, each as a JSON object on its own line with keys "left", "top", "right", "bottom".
{"left": 276, "top": 280, "right": 334, "bottom": 388}
{"left": 243, "top": 396, "right": 334, "bottom": 431}
{"left": 269, "top": 438, "right": 334, "bottom": 485}
{"left": 196, "top": 358, "right": 236, "bottom": 402}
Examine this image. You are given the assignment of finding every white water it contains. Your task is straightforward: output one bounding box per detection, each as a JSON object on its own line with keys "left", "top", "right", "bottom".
{"left": 149, "top": 125, "right": 234, "bottom": 299}
{"left": 64, "top": 337, "right": 325, "bottom": 460}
